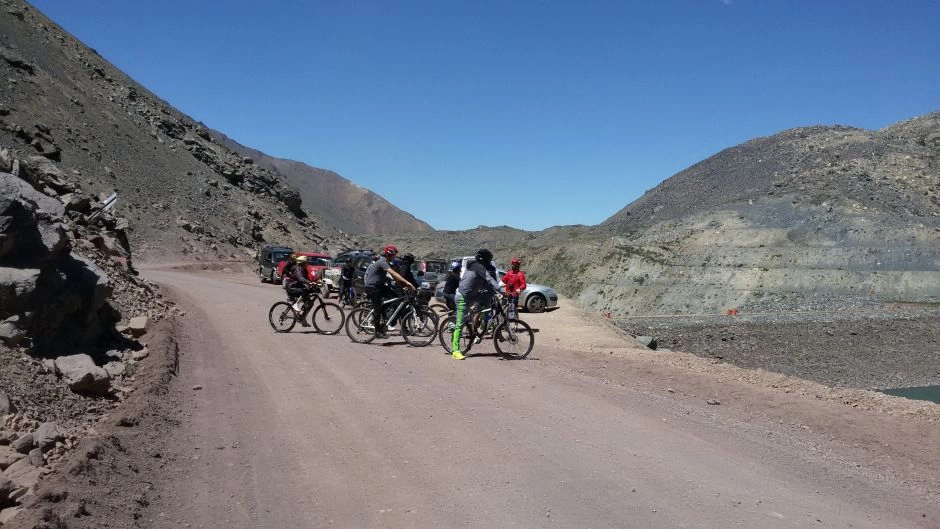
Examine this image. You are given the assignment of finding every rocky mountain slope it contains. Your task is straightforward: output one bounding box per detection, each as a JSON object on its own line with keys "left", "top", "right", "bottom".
{"left": 364, "top": 112, "right": 940, "bottom": 317}
{"left": 213, "top": 131, "right": 434, "bottom": 236}
{"left": 0, "top": 0, "right": 353, "bottom": 263}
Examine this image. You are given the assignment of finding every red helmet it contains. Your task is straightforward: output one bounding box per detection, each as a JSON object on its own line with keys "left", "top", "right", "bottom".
{"left": 510, "top": 257, "right": 522, "bottom": 266}
{"left": 382, "top": 245, "right": 399, "bottom": 257}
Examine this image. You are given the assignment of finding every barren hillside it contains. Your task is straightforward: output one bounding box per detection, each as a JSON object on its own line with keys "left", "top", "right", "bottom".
{"left": 0, "top": 1, "right": 352, "bottom": 262}
{"left": 213, "top": 131, "right": 434, "bottom": 236}
{"left": 363, "top": 113, "right": 940, "bottom": 317}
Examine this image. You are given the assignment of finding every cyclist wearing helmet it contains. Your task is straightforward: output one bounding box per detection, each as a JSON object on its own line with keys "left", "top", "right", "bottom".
{"left": 283, "top": 255, "right": 314, "bottom": 326}
{"left": 501, "top": 257, "right": 527, "bottom": 309}
{"left": 451, "top": 249, "right": 501, "bottom": 360}
{"left": 398, "top": 252, "right": 420, "bottom": 289}
{"left": 364, "top": 245, "right": 415, "bottom": 338}
{"left": 440, "top": 260, "right": 461, "bottom": 311}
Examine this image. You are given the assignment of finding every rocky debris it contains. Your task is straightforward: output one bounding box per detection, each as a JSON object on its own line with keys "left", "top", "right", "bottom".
{"left": 635, "top": 335, "right": 657, "bottom": 350}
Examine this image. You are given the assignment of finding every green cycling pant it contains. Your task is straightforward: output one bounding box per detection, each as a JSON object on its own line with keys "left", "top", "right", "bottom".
{"left": 452, "top": 292, "right": 466, "bottom": 353}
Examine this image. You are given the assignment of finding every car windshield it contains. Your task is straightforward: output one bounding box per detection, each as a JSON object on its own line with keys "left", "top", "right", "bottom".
{"left": 271, "top": 251, "right": 291, "bottom": 262}
{"left": 309, "top": 257, "right": 331, "bottom": 267}
{"left": 424, "top": 261, "right": 448, "bottom": 274}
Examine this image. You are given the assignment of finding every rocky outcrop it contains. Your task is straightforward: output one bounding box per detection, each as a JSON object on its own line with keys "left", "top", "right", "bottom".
{"left": 0, "top": 169, "right": 117, "bottom": 352}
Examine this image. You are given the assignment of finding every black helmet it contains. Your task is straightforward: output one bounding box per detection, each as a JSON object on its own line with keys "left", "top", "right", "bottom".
{"left": 475, "top": 248, "right": 493, "bottom": 263}
{"left": 402, "top": 252, "right": 415, "bottom": 264}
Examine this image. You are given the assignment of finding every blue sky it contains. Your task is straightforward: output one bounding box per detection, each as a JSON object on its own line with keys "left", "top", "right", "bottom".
{"left": 30, "top": 1, "right": 940, "bottom": 231}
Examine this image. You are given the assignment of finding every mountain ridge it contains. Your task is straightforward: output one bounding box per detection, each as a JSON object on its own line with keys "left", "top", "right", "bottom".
{"left": 212, "top": 130, "right": 434, "bottom": 236}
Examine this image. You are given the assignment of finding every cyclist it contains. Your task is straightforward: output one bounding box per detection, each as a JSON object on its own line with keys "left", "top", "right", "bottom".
{"left": 283, "top": 255, "right": 313, "bottom": 326}
{"left": 398, "top": 252, "right": 421, "bottom": 289}
{"left": 440, "top": 260, "right": 461, "bottom": 311}
{"left": 501, "top": 257, "right": 527, "bottom": 313}
{"left": 338, "top": 259, "right": 356, "bottom": 303}
{"left": 452, "top": 248, "right": 501, "bottom": 360}
{"left": 364, "top": 245, "right": 415, "bottom": 338}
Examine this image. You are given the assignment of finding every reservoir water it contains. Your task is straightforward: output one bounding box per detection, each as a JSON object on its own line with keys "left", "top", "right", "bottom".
{"left": 881, "top": 385, "right": 940, "bottom": 404}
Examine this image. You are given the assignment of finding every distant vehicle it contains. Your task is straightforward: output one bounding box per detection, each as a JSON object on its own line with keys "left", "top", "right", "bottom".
{"left": 258, "top": 245, "right": 293, "bottom": 283}
{"left": 324, "top": 250, "right": 376, "bottom": 295}
{"left": 412, "top": 258, "right": 449, "bottom": 290}
{"left": 275, "top": 252, "right": 332, "bottom": 287}
{"left": 436, "top": 256, "right": 558, "bottom": 313}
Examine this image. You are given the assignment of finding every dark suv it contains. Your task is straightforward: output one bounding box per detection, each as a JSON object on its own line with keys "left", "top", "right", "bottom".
{"left": 258, "top": 245, "right": 293, "bottom": 283}
{"left": 328, "top": 250, "right": 376, "bottom": 294}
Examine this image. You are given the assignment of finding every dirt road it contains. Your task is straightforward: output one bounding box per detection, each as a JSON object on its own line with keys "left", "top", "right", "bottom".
{"left": 144, "top": 268, "right": 938, "bottom": 529}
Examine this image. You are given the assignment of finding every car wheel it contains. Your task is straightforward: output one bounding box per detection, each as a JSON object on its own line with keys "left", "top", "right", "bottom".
{"left": 525, "top": 293, "right": 547, "bottom": 313}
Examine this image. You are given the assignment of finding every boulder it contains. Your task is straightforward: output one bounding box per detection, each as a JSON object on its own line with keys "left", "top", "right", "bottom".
{"left": 32, "top": 423, "right": 63, "bottom": 452}
{"left": 0, "top": 267, "right": 41, "bottom": 314}
{"left": 0, "top": 172, "right": 65, "bottom": 217}
{"left": 0, "top": 506, "right": 22, "bottom": 524}
{"left": 54, "top": 354, "right": 111, "bottom": 396}
{"left": 0, "top": 446, "right": 24, "bottom": 471}
{"left": 27, "top": 448, "right": 42, "bottom": 467}
{"left": 90, "top": 233, "right": 128, "bottom": 257}
{"left": 635, "top": 336, "right": 657, "bottom": 350}
{"left": 0, "top": 393, "right": 13, "bottom": 415}
{"left": 0, "top": 314, "right": 25, "bottom": 343}
{"left": 23, "top": 156, "right": 73, "bottom": 194}
{"left": 59, "top": 193, "right": 91, "bottom": 214}
{"left": 128, "top": 316, "right": 148, "bottom": 337}
{"left": 0, "top": 474, "right": 14, "bottom": 504}
{"left": 2, "top": 457, "right": 41, "bottom": 490}
{"left": 11, "top": 433, "right": 32, "bottom": 454}
{"left": 103, "top": 361, "right": 125, "bottom": 379}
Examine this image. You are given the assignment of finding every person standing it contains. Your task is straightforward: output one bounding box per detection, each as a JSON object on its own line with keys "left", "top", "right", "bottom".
{"left": 338, "top": 259, "right": 356, "bottom": 303}
{"left": 364, "top": 245, "right": 414, "bottom": 338}
{"left": 501, "top": 257, "right": 527, "bottom": 315}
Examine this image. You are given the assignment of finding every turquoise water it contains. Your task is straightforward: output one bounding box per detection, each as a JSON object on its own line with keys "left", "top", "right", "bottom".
{"left": 881, "top": 385, "right": 940, "bottom": 404}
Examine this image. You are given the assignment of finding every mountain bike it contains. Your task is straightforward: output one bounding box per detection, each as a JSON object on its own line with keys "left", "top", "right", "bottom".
{"left": 268, "top": 285, "right": 345, "bottom": 335}
{"left": 345, "top": 291, "right": 439, "bottom": 346}
{"left": 438, "top": 295, "right": 534, "bottom": 359}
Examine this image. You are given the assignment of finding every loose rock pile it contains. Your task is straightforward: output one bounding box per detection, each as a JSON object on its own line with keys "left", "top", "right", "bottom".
{"left": 0, "top": 147, "right": 171, "bottom": 524}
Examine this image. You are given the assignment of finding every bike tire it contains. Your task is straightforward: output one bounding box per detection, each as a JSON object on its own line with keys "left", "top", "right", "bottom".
{"left": 493, "top": 318, "right": 534, "bottom": 359}
{"left": 402, "top": 306, "right": 439, "bottom": 347}
{"left": 438, "top": 315, "right": 474, "bottom": 354}
{"left": 344, "top": 307, "right": 376, "bottom": 344}
{"left": 268, "top": 302, "right": 298, "bottom": 333}
{"left": 311, "top": 302, "right": 345, "bottom": 335}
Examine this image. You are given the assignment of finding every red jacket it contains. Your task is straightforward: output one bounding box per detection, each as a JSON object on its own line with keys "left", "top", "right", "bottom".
{"left": 501, "top": 269, "right": 527, "bottom": 297}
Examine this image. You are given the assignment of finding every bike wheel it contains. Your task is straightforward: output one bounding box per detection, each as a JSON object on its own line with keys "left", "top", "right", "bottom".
{"left": 402, "top": 307, "right": 439, "bottom": 347}
{"left": 268, "top": 302, "right": 298, "bottom": 333}
{"left": 311, "top": 302, "right": 345, "bottom": 335}
{"left": 438, "top": 315, "right": 474, "bottom": 354}
{"left": 493, "top": 318, "right": 534, "bottom": 359}
{"left": 345, "top": 307, "right": 376, "bottom": 344}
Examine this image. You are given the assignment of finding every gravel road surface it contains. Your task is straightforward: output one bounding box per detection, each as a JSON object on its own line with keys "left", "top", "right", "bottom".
{"left": 142, "top": 268, "right": 939, "bottom": 529}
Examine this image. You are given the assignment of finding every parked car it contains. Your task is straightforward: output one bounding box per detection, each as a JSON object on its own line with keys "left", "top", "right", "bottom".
{"left": 324, "top": 250, "right": 376, "bottom": 295}
{"left": 258, "top": 245, "right": 293, "bottom": 283}
{"left": 275, "top": 252, "right": 332, "bottom": 288}
{"left": 435, "top": 257, "right": 558, "bottom": 313}
{"left": 412, "top": 258, "right": 449, "bottom": 290}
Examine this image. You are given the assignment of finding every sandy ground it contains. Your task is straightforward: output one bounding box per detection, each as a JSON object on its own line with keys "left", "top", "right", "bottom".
{"left": 124, "top": 267, "right": 939, "bottom": 529}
